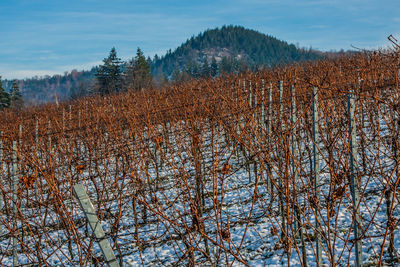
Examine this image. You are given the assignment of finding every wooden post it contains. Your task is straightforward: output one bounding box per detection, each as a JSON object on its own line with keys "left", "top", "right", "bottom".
{"left": 312, "top": 87, "right": 322, "bottom": 265}
{"left": 12, "top": 141, "right": 18, "bottom": 266}
{"left": 348, "top": 89, "right": 362, "bottom": 267}
{"left": 73, "top": 183, "right": 120, "bottom": 267}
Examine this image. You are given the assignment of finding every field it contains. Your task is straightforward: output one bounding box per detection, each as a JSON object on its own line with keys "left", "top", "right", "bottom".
{"left": 0, "top": 51, "right": 399, "bottom": 266}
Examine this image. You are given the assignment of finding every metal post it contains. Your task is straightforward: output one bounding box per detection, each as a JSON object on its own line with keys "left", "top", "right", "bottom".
{"left": 62, "top": 108, "right": 65, "bottom": 134}
{"left": 278, "top": 80, "right": 285, "bottom": 240}
{"left": 291, "top": 84, "right": 298, "bottom": 191}
{"left": 73, "top": 183, "right": 120, "bottom": 267}
{"left": 312, "top": 87, "right": 322, "bottom": 265}
{"left": 254, "top": 82, "right": 257, "bottom": 111}
{"left": 48, "top": 120, "right": 52, "bottom": 150}
{"left": 268, "top": 82, "right": 272, "bottom": 139}
{"left": 69, "top": 105, "right": 72, "bottom": 123}
{"left": 78, "top": 110, "right": 81, "bottom": 151}
{"left": 348, "top": 89, "right": 362, "bottom": 267}
{"left": 261, "top": 80, "right": 265, "bottom": 129}
{"left": 242, "top": 80, "right": 246, "bottom": 97}
{"left": 35, "top": 119, "right": 39, "bottom": 149}
{"left": 12, "top": 141, "right": 18, "bottom": 266}
{"left": 18, "top": 125, "right": 22, "bottom": 146}
{"left": 266, "top": 82, "right": 272, "bottom": 192}
{"left": 249, "top": 80, "right": 252, "bottom": 109}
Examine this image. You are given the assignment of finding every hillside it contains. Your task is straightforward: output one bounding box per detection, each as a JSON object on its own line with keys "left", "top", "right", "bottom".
{"left": 151, "top": 25, "right": 322, "bottom": 78}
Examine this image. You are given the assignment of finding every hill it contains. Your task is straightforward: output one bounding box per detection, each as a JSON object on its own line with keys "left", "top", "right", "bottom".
{"left": 151, "top": 25, "right": 322, "bottom": 79}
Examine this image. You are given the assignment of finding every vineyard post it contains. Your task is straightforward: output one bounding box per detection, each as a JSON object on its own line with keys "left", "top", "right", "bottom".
{"left": 48, "top": 120, "right": 51, "bottom": 151}
{"left": 261, "top": 80, "right": 265, "bottom": 130}
{"left": 35, "top": 119, "right": 39, "bottom": 148}
{"left": 236, "top": 79, "right": 240, "bottom": 106}
{"left": 266, "top": 82, "right": 272, "bottom": 192}
{"left": 268, "top": 82, "right": 272, "bottom": 139}
{"left": 62, "top": 108, "right": 65, "bottom": 134}
{"left": 254, "top": 82, "right": 257, "bottom": 118}
{"left": 291, "top": 84, "right": 298, "bottom": 224}
{"left": 78, "top": 110, "right": 81, "bottom": 151}
{"left": 35, "top": 118, "right": 39, "bottom": 196}
{"left": 249, "top": 80, "right": 252, "bottom": 109}
{"left": 12, "top": 141, "right": 18, "bottom": 266}
{"left": 291, "top": 84, "right": 307, "bottom": 266}
{"left": 312, "top": 86, "right": 322, "bottom": 265}
{"left": 348, "top": 89, "right": 362, "bottom": 267}
{"left": 19, "top": 125, "right": 22, "bottom": 146}
{"left": 69, "top": 105, "right": 72, "bottom": 123}
{"left": 278, "top": 80, "right": 286, "bottom": 239}
{"left": 279, "top": 81, "right": 283, "bottom": 127}
{"left": 389, "top": 97, "right": 399, "bottom": 258}
{"left": 73, "top": 183, "right": 120, "bottom": 267}
{"left": 253, "top": 82, "right": 258, "bottom": 180}
{"left": 359, "top": 79, "right": 366, "bottom": 171}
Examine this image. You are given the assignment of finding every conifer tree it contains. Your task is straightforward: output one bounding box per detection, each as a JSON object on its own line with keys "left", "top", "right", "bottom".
{"left": 0, "top": 77, "right": 10, "bottom": 110}
{"left": 10, "top": 80, "right": 23, "bottom": 109}
{"left": 210, "top": 56, "right": 218, "bottom": 77}
{"left": 95, "top": 47, "right": 122, "bottom": 95}
{"left": 124, "top": 48, "right": 152, "bottom": 91}
{"left": 201, "top": 57, "right": 211, "bottom": 77}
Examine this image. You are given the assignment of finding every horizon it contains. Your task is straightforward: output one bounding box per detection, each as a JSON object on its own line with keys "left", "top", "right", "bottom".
{"left": 1, "top": 0, "right": 398, "bottom": 80}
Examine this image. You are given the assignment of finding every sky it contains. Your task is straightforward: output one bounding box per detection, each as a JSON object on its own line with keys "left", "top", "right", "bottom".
{"left": 0, "top": 0, "right": 399, "bottom": 80}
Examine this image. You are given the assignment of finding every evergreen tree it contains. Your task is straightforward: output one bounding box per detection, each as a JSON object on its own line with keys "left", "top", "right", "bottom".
{"left": 124, "top": 47, "right": 153, "bottom": 91}
{"left": 0, "top": 77, "right": 10, "bottom": 110}
{"left": 219, "top": 56, "right": 232, "bottom": 75}
{"left": 210, "top": 57, "right": 218, "bottom": 77}
{"left": 95, "top": 47, "right": 122, "bottom": 95}
{"left": 10, "top": 80, "right": 23, "bottom": 109}
{"left": 201, "top": 58, "right": 211, "bottom": 77}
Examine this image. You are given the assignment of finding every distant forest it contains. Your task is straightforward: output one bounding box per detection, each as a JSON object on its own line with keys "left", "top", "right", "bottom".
{"left": 2, "top": 25, "right": 329, "bottom": 104}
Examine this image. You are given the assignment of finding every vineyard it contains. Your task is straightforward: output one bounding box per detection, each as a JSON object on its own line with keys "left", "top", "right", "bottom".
{"left": 0, "top": 51, "right": 399, "bottom": 266}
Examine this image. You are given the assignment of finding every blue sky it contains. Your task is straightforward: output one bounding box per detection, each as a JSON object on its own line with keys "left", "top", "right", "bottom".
{"left": 0, "top": 0, "right": 398, "bottom": 79}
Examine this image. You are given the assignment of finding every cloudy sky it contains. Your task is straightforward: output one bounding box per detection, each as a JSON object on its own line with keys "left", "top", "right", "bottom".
{"left": 0, "top": 0, "right": 398, "bottom": 79}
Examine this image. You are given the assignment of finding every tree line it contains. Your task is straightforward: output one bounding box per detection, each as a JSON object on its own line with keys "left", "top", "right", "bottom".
{"left": 93, "top": 47, "right": 152, "bottom": 96}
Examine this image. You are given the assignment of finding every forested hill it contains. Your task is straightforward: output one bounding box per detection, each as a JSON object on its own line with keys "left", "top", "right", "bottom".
{"left": 151, "top": 25, "right": 323, "bottom": 79}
